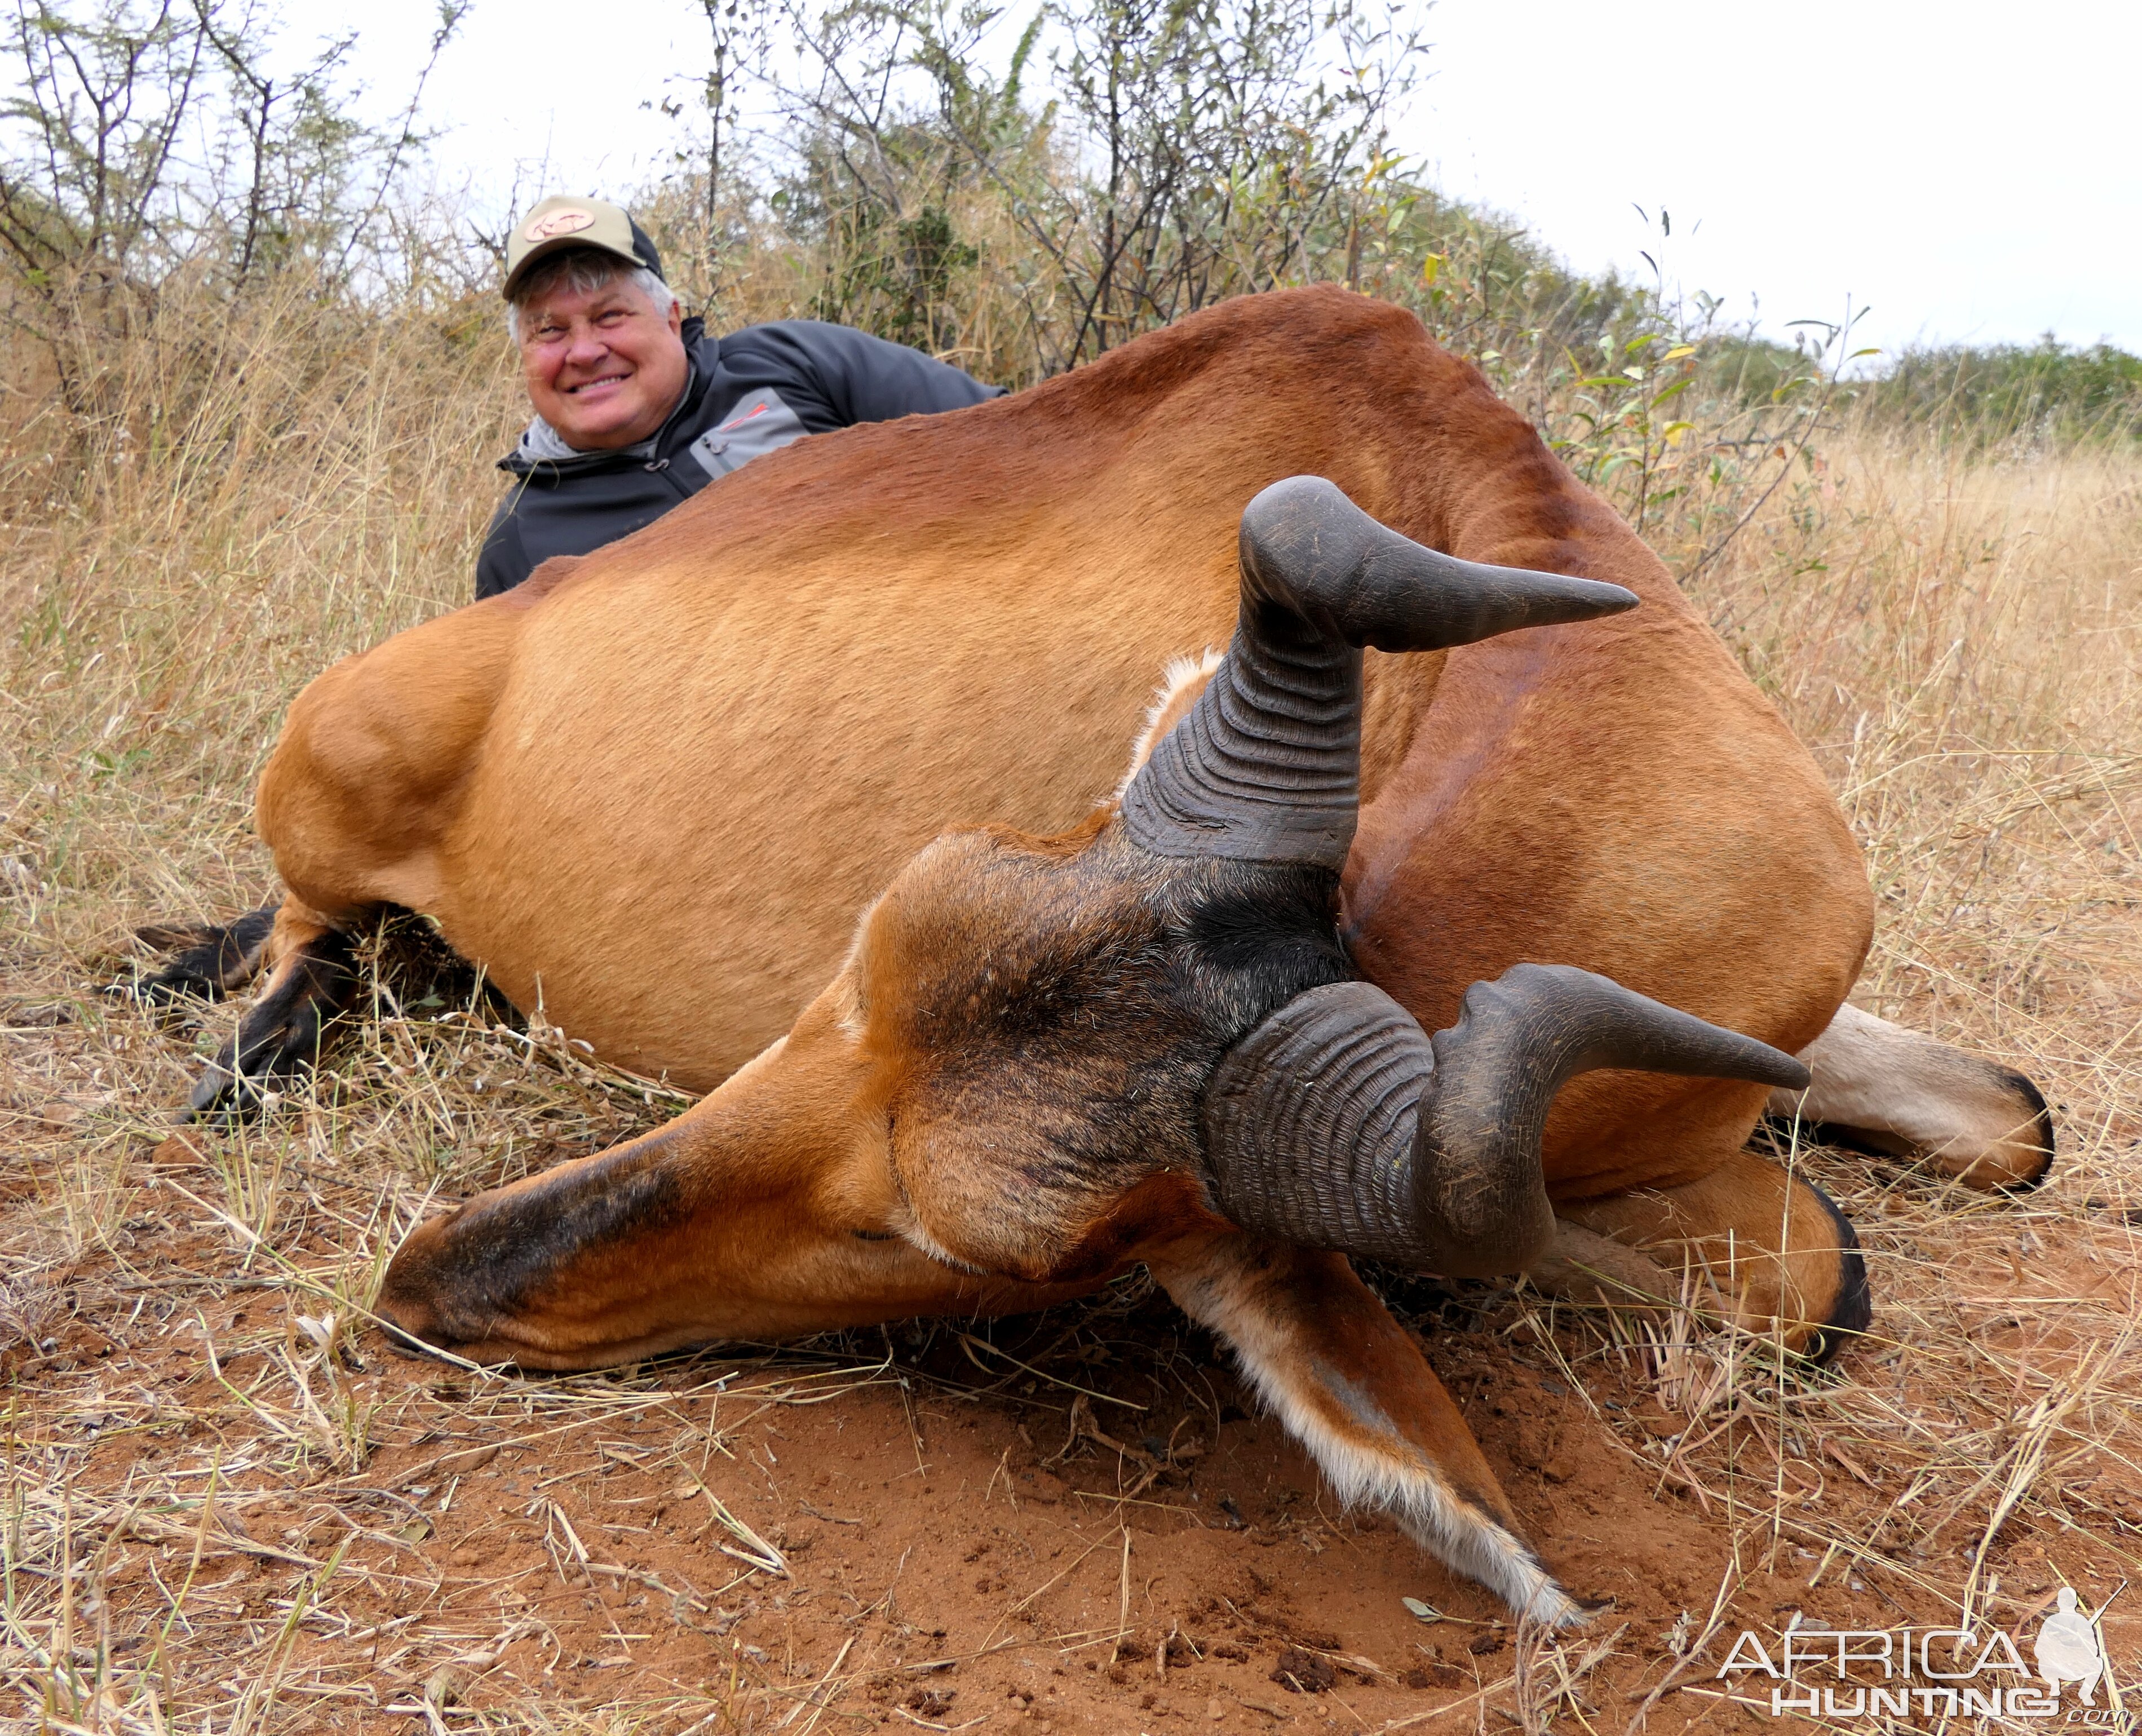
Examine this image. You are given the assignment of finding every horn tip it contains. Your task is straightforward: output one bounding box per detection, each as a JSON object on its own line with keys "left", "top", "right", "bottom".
{"left": 1752, "top": 1051, "right": 1814, "bottom": 1093}
{"left": 1539, "top": 577, "right": 1639, "bottom": 625}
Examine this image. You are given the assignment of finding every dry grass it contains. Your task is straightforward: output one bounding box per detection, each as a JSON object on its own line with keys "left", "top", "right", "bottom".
{"left": 0, "top": 289, "right": 2137, "bottom": 1733}
{"left": 1623, "top": 426, "right": 2142, "bottom": 1726}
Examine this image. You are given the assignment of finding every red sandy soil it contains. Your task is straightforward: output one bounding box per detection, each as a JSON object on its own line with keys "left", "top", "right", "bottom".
{"left": 12, "top": 1126, "right": 2138, "bottom": 1734}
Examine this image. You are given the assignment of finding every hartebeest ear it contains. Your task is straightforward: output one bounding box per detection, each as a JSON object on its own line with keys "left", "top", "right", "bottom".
{"left": 1202, "top": 966, "right": 1811, "bottom": 1276}
{"left": 1118, "top": 475, "right": 1637, "bottom": 870}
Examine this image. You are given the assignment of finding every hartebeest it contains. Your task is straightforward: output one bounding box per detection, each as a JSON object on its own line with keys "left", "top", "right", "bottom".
{"left": 132, "top": 287, "right": 2052, "bottom": 1623}
{"left": 375, "top": 476, "right": 1823, "bottom": 1625}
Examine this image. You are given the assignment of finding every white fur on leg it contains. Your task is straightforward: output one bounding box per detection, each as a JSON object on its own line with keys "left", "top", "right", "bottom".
{"left": 1162, "top": 1253, "right": 1586, "bottom": 1628}
{"left": 1773, "top": 1003, "right": 2052, "bottom": 1185}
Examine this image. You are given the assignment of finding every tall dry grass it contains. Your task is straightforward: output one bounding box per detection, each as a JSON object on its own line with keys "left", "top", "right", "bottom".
{"left": 0, "top": 277, "right": 517, "bottom": 940}
{"left": 1689, "top": 432, "right": 2140, "bottom": 1088}
{"left": 0, "top": 284, "right": 2136, "bottom": 1731}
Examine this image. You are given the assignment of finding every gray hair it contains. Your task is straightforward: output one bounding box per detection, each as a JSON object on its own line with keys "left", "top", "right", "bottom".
{"left": 507, "top": 249, "right": 679, "bottom": 342}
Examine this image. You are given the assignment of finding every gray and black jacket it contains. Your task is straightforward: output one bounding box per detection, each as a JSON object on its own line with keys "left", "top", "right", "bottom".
{"left": 474, "top": 317, "right": 1003, "bottom": 599}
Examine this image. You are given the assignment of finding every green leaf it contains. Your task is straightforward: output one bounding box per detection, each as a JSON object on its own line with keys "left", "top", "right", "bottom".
{"left": 1649, "top": 377, "right": 1690, "bottom": 407}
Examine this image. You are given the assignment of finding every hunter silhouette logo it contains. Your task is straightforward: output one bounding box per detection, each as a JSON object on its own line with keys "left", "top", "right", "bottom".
{"left": 2037, "top": 1590, "right": 2109, "bottom": 1704}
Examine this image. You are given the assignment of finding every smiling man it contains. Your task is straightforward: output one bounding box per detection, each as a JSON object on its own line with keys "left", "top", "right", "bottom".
{"left": 475, "top": 195, "right": 1004, "bottom": 599}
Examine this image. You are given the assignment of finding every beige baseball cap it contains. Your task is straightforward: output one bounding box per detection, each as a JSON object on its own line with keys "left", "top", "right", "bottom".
{"left": 502, "top": 194, "right": 666, "bottom": 300}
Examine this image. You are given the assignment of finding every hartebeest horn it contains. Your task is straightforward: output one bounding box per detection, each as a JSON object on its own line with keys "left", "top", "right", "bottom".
{"left": 1148, "top": 478, "right": 1809, "bottom": 1272}
{"left": 1118, "top": 475, "right": 1639, "bottom": 869}
{"left": 1204, "top": 966, "right": 1812, "bottom": 1276}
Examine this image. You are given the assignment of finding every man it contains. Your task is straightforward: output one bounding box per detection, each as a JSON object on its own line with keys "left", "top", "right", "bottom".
{"left": 476, "top": 195, "right": 1004, "bottom": 599}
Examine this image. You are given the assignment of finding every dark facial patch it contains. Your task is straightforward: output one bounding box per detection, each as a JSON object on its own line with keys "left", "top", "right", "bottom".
{"left": 1164, "top": 867, "right": 1355, "bottom": 1024}
{"left": 380, "top": 1135, "right": 688, "bottom": 1350}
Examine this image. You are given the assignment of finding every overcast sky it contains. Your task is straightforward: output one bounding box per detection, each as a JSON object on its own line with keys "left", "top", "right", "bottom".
{"left": 330, "top": 0, "right": 2140, "bottom": 360}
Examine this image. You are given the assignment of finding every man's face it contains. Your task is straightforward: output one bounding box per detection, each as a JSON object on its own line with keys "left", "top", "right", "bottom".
{"left": 516, "top": 272, "right": 689, "bottom": 451}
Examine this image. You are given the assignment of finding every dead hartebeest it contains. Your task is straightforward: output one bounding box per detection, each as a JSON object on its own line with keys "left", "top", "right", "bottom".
{"left": 131, "top": 288, "right": 2053, "bottom": 1623}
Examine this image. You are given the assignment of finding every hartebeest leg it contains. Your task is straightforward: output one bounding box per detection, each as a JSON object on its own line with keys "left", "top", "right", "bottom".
{"left": 1147, "top": 1230, "right": 1587, "bottom": 1627}
{"left": 1524, "top": 1219, "right": 1676, "bottom": 1325}
{"left": 1771, "top": 1003, "right": 2054, "bottom": 1190}
{"left": 1560, "top": 1151, "right": 1870, "bottom": 1363}
{"left": 189, "top": 898, "right": 362, "bottom": 1118}
{"left": 118, "top": 902, "right": 280, "bottom": 1004}
{"left": 188, "top": 583, "right": 528, "bottom": 1111}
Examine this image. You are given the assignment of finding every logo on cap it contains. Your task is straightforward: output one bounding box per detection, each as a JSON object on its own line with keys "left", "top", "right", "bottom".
{"left": 525, "top": 208, "right": 596, "bottom": 242}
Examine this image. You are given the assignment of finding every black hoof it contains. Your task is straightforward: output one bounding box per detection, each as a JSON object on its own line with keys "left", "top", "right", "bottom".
{"left": 111, "top": 906, "right": 278, "bottom": 1006}
{"left": 187, "top": 1056, "right": 275, "bottom": 1124}
{"left": 1799, "top": 1180, "right": 1871, "bottom": 1367}
{"left": 1991, "top": 1069, "right": 2056, "bottom": 1194}
{"left": 186, "top": 928, "right": 358, "bottom": 1119}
